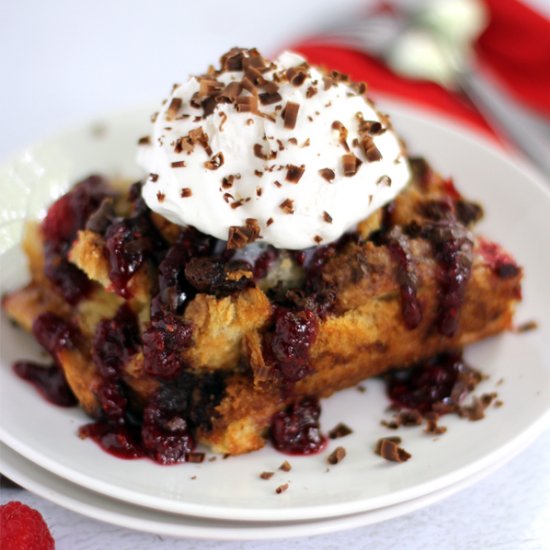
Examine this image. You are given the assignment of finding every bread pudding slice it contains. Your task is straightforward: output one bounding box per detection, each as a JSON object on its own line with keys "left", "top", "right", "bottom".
{"left": 2, "top": 159, "right": 522, "bottom": 458}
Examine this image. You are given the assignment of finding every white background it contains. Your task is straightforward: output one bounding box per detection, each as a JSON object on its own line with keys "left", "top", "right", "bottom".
{"left": 1, "top": 1, "right": 549, "bottom": 549}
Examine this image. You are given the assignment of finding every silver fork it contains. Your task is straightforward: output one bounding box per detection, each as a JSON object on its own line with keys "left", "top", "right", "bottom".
{"left": 311, "top": 0, "right": 550, "bottom": 178}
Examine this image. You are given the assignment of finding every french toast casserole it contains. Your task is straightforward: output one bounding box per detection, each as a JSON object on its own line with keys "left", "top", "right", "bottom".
{"left": 2, "top": 48, "right": 522, "bottom": 463}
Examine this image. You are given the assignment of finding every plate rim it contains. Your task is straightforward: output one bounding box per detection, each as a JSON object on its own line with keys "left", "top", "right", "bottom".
{"left": 1, "top": 101, "right": 549, "bottom": 522}
{"left": 0, "top": 434, "right": 542, "bottom": 541}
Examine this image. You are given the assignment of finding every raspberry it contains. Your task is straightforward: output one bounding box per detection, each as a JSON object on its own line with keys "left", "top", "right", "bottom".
{"left": 0, "top": 501, "right": 55, "bottom": 550}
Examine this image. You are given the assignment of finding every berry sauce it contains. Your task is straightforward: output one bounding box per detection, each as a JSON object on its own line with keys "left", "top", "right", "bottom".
{"left": 13, "top": 362, "right": 77, "bottom": 407}
{"left": 385, "top": 351, "right": 481, "bottom": 414}
{"left": 79, "top": 371, "right": 224, "bottom": 464}
{"left": 13, "top": 312, "right": 79, "bottom": 406}
{"left": 270, "top": 397, "right": 327, "bottom": 455}
{"left": 477, "top": 238, "right": 521, "bottom": 280}
{"left": 423, "top": 222, "right": 473, "bottom": 337}
{"left": 386, "top": 229, "right": 422, "bottom": 330}
{"left": 41, "top": 175, "right": 110, "bottom": 304}
{"left": 262, "top": 307, "right": 319, "bottom": 389}
{"left": 32, "top": 312, "right": 78, "bottom": 356}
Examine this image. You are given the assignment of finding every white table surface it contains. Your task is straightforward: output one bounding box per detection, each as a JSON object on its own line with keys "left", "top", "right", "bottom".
{"left": 1, "top": 1, "right": 549, "bottom": 549}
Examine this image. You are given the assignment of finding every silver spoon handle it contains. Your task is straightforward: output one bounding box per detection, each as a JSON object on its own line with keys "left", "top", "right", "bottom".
{"left": 457, "top": 67, "right": 550, "bottom": 179}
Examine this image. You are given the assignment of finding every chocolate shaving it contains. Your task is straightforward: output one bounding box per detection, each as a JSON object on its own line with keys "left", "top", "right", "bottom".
{"left": 332, "top": 121, "right": 349, "bottom": 151}
{"left": 227, "top": 219, "right": 261, "bottom": 249}
{"left": 279, "top": 198, "right": 294, "bottom": 214}
{"left": 156, "top": 192, "right": 165, "bottom": 202}
{"left": 259, "top": 91, "right": 282, "bottom": 105}
{"left": 256, "top": 187, "right": 263, "bottom": 197}
{"left": 266, "top": 217, "right": 274, "bottom": 226}
{"left": 322, "top": 75, "right": 335, "bottom": 90}
{"left": 165, "top": 97, "right": 182, "bottom": 121}
{"left": 199, "top": 78, "right": 223, "bottom": 97}
{"left": 356, "top": 113, "right": 385, "bottom": 136}
{"left": 174, "top": 136, "right": 193, "bottom": 154}
{"left": 149, "top": 173, "right": 159, "bottom": 182}
{"left": 286, "top": 65, "right": 309, "bottom": 86}
{"left": 218, "top": 111, "right": 228, "bottom": 131}
{"left": 188, "top": 127, "right": 213, "bottom": 156}
{"left": 398, "top": 410, "right": 423, "bottom": 426}
{"left": 342, "top": 154, "right": 362, "bottom": 176}
{"left": 230, "top": 199, "right": 245, "bottom": 209}
{"left": 275, "top": 483, "right": 289, "bottom": 494}
{"left": 327, "top": 446, "right": 346, "bottom": 465}
{"left": 376, "top": 437, "right": 411, "bottom": 463}
{"left": 279, "top": 460, "right": 292, "bottom": 472}
{"left": 306, "top": 85, "right": 318, "bottom": 98}
{"left": 328, "top": 423, "right": 352, "bottom": 439}
{"left": 241, "top": 76, "right": 258, "bottom": 96}
{"left": 288, "top": 137, "right": 298, "bottom": 145}
{"left": 285, "top": 164, "right": 305, "bottom": 183}
{"left": 424, "top": 412, "right": 447, "bottom": 435}
{"left": 236, "top": 95, "right": 258, "bottom": 113}
{"left": 180, "top": 188, "right": 192, "bottom": 198}
{"left": 244, "top": 64, "right": 265, "bottom": 87}
{"left": 351, "top": 81, "right": 367, "bottom": 95}
{"left": 282, "top": 101, "right": 300, "bottom": 129}
{"left": 260, "top": 471, "right": 274, "bottom": 480}
{"left": 171, "top": 160, "right": 186, "bottom": 168}
{"left": 323, "top": 211, "right": 333, "bottom": 224}
{"left": 222, "top": 174, "right": 239, "bottom": 188}
{"left": 481, "top": 392, "right": 498, "bottom": 408}
{"left": 220, "top": 81, "right": 242, "bottom": 100}
{"left": 221, "top": 48, "right": 246, "bottom": 71}
{"left": 253, "top": 143, "right": 277, "bottom": 160}
{"left": 204, "top": 152, "right": 224, "bottom": 170}
{"left": 361, "top": 136, "right": 382, "bottom": 162}
{"left": 516, "top": 320, "right": 538, "bottom": 333}
{"left": 319, "top": 168, "right": 335, "bottom": 182}
{"left": 314, "top": 235, "right": 323, "bottom": 244}
{"left": 459, "top": 397, "right": 487, "bottom": 421}
{"left": 381, "top": 420, "right": 400, "bottom": 430}
{"left": 138, "top": 136, "right": 151, "bottom": 145}
{"left": 185, "top": 452, "right": 205, "bottom": 463}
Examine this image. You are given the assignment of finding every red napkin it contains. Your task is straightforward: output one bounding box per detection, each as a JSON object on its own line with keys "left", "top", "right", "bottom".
{"left": 290, "top": 0, "right": 550, "bottom": 142}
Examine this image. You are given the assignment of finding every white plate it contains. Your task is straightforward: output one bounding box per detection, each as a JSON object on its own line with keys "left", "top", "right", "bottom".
{"left": 0, "top": 437, "right": 538, "bottom": 541}
{"left": 0, "top": 102, "right": 549, "bottom": 523}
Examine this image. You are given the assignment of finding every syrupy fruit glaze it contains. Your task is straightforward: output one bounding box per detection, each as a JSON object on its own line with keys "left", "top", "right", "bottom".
{"left": 41, "top": 175, "right": 110, "bottom": 304}
{"left": 13, "top": 362, "right": 77, "bottom": 407}
{"left": 477, "top": 237, "right": 521, "bottom": 281}
{"left": 270, "top": 397, "right": 327, "bottom": 455}
{"left": 262, "top": 307, "right": 319, "bottom": 390}
{"left": 79, "top": 369, "right": 225, "bottom": 464}
{"left": 385, "top": 228, "right": 422, "bottom": 330}
{"left": 13, "top": 312, "right": 80, "bottom": 407}
{"left": 385, "top": 351, "right": 481, "bottom": 414}
{"left": 423, "top": 220, "right": 473, "bottom": 337}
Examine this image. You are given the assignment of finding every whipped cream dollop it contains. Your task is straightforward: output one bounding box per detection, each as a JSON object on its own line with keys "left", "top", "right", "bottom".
{"left": 138, "top": 48, "right": 410, "bottom": 249}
